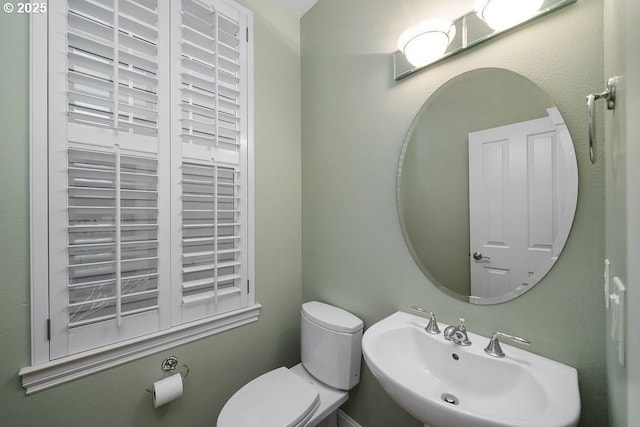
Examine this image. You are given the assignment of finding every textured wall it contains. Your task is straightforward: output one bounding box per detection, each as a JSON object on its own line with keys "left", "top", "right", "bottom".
{"left": 0, "top": 1, "right": 301, "bottom": 425}
{"left": 301, "top": 1, "right": 606, "bottom": 426}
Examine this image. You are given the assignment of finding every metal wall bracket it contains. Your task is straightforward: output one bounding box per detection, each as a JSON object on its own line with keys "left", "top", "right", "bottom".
{"left": 587, "top": 77, "right": 617, "bottom": 164}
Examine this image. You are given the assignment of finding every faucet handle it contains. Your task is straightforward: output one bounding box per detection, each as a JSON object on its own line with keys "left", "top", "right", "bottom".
{"left": 484, "top": 332, "right": 530, "bottom": 358}
{"left": 425, "top": 312, "right": 441, "bottom": 335}
{"left": 410, "top": 306, "right": 441, "bottom": 335}
{"left": 443, "top": 317, "right": 471, "bottom": 345}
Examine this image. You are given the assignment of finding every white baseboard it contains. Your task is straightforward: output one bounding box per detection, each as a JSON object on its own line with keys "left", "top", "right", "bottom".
{"left": 337, "top": 409, "right": 362, "bottom": 427}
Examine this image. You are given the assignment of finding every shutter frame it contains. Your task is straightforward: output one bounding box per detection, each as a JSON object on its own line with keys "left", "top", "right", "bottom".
{"left": 48, "top": 0, "right": 170, "bottom": 359}
{"left": 34, "top": 0, "right": 254, "bottom": 366}
{"left": 30, "top": 9, "right": 51, "bottom": 365}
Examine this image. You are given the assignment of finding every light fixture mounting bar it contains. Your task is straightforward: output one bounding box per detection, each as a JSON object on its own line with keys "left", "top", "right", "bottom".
{"left": 394, "top": 0, "right": 577, "bottom": 81}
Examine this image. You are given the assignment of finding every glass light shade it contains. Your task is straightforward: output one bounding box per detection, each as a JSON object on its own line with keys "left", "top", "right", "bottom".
{"left": 475, "top": 0, "right": 544, "bottom": 31}
{"left": 397, "top": 21, "right": 456, "bottom": 68}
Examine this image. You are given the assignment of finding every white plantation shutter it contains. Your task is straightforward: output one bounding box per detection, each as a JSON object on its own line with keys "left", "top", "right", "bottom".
{"left": 48, "top": 0, "right": 170, "bottom": 358}
{"left": 43, "top": 0, "right": 252, "bottom": 361}
{"left": 171, "top": 0, "right": 249, "bottom": 323}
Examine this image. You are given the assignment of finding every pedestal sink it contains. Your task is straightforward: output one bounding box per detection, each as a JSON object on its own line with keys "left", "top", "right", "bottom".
{"left": 362, "top": 311, "right": 580, "bottom": 427}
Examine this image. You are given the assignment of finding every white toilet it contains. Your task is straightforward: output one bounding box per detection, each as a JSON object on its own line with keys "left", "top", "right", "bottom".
{"left": 217, "top": 301, "right": 364, "bottom": 427}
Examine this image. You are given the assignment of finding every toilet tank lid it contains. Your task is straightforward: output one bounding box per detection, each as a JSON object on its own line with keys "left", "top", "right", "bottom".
{"left": 302, "top": 302, "right": 363, "bottom": 333}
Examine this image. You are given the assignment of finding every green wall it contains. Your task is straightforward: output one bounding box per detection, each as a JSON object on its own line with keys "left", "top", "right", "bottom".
{"left": 0, "top": 1, "right": 302, "bottom": 426}
{"left": 0, "top": 1, "right": 610, "bottom": 426}
{"left": 301, "top": 1, "right": 606, "bottom": 426}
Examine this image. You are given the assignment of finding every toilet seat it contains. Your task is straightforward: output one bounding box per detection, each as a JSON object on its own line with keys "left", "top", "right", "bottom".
{"left": 217, "top": 367, "right": 320, "bottom": 427}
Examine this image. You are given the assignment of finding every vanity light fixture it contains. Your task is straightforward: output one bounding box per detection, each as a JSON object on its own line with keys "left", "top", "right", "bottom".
{"left": 394, "top": 0, "right": 577, "bottom": 80}
{"left": 397, "top": 20, "right": 456, "bottom": 68}
{"left": 475, "top": 0, "right": 544, "bottom": 31}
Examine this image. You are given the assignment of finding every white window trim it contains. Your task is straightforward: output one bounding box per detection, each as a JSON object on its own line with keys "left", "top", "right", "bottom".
{"left": 21, "top": 1, "right": 258, "bottom": 394}
{"left": 19, "top": 304, "right": 260, "bottom": 395}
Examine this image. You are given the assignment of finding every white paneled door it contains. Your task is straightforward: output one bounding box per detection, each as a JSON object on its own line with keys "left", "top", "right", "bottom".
{"left": 468, "top": 113, "right": 561, "bottom": 299}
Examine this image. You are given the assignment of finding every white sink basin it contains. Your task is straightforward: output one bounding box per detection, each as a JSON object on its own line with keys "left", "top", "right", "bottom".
{"left": 362, "top": 311, "right": 580, "bottom": 427}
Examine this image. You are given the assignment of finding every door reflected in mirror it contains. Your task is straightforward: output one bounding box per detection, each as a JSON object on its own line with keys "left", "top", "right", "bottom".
{"left": 397, "top": 68, "right": 578, "bottom": 304}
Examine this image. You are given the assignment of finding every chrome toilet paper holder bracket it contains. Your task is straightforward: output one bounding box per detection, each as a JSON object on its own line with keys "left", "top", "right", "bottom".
{"left": 161, "top": 356, "right": 190, "bottom": 379}
{"left": 146, "top": 356, "right": 190, "bottom": 393}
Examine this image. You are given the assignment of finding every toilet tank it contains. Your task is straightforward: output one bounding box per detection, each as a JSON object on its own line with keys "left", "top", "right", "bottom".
{"left": 301, "top": 301, "right": 364, "bottom": 390}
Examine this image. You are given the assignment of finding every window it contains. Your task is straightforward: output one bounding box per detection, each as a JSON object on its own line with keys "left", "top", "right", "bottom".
{"left": 21, "top": 0, "right": 257, "bottom": 394}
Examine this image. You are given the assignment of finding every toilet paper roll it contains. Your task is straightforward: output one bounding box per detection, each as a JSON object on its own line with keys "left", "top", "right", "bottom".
{"left": 152, "top": 373, "right": 183, "bottom": 408}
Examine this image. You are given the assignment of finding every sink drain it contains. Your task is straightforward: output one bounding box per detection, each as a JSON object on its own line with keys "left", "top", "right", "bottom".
{"left": 441, "top": 393, "right": 459, "bottom": 405}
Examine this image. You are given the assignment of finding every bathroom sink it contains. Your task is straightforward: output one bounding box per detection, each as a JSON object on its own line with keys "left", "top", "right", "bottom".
{"left": 362, "top": 311, "right": 580, "bottom": 427}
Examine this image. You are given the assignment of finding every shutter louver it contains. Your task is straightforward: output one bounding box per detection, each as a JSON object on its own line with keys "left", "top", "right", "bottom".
{"left": 179, "top": 0, "right": 242, "bottom": 154}
{"left": 67, "top": 0, "right": 159, "bottom": 135}
{"left": 181, "top": 162, "right": 242, "bottom": 310}
{"left": 67, "top": 148, "right": 160, "bottom": 328}
{"left": 65, "top": 0, "right": 161, "bottom": 330}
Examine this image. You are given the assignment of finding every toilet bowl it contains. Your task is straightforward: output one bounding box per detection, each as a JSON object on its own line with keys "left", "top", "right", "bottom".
{"left": 217, "top": 302, "right": 364, "bottom": 427}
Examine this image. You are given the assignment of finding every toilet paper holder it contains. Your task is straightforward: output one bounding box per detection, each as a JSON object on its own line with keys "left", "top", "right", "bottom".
{"left": 146, "top": 356, "right": 190, "bottom": 393}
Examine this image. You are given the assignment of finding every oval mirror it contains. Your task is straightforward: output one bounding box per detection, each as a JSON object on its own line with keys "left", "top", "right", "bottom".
{"left": 397, "top": 68, "right": 578, "bottom": 304}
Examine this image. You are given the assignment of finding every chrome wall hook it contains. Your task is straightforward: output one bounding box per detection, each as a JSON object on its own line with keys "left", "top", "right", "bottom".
{"left": 587, "top": 77, "right": 617, "bottom": 164}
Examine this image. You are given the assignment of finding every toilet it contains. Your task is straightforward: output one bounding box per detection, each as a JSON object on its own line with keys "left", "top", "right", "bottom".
{"left": 217, "top": 301, "right": 364, "bottom": 427}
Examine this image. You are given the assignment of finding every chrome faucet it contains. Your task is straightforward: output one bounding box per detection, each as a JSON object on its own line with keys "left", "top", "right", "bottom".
{"left": 443, "top": 318, "right": 471, "bottom": 346}
{"left": 410, "top": 306, "right": 441, "bottom": 334}
{"left": 484, "top": 332, "right": 530, "bottom": 357}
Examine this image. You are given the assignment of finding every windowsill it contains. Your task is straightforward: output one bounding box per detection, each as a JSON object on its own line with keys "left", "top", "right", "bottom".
{"left": 19, "top": 304, "right": 261, "bottom": 395}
